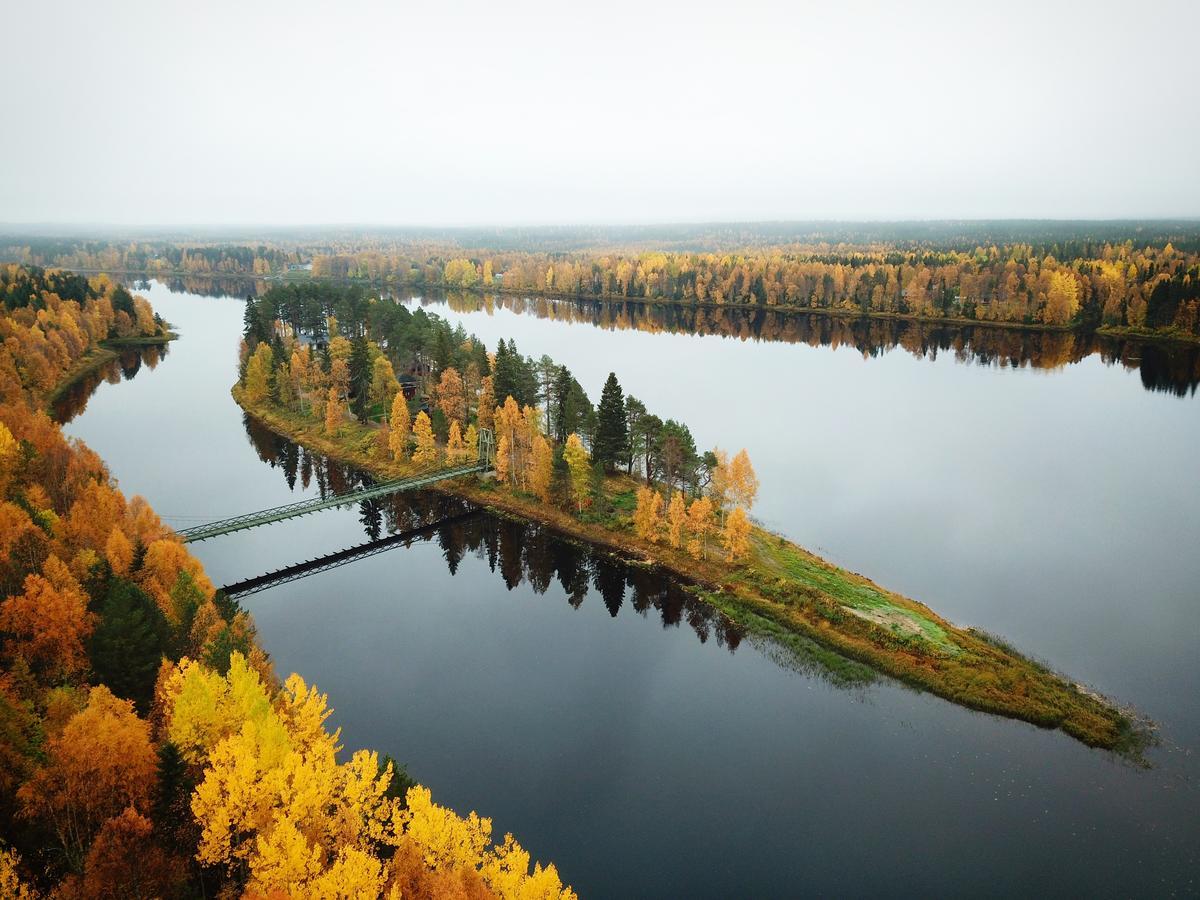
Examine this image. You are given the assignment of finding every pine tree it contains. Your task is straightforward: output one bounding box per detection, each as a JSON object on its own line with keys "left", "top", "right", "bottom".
{"left": 552, "top": 366, "right": 572, "bottom": 442}
{"left": 88, "top": 578, "right": 171, "bottom": 713}
{"left": 594, "top": 372, "right": 628, "bottom": 472}
{"left": 348, "top": 334, "right": 372, "bottom": 423}
{"left": 492, "top": 340, "right": 516, "bottom": 407}
{"left": 242, "top": 296, "right": 267, "bottom": 346}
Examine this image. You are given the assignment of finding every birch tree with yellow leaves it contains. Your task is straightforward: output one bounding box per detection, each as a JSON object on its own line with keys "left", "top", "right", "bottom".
{"left": 728, "top": 449, "right": 759, "bottom": 512}
{"left": 666, "top": 492, "right": 687, "bottom": 549}
{"left": 412, "top": 411, "right": 437, "bottom": 466}
{"left": 243, "top": 343, "right": 274, "bottom": 404}
{"left": 447, "top": 419, "right": 468, "bottom": 461}
{"left": 530, "top": 435, "right": 554, "bottom": 502}
{"left": 633, "top": 486, "right": 664, "bottom": 542}
{"left": 465, "top": 423, "right": 479, "bottom": 462}
{"left": 388, "top": 393, "right": 410, "bottom": 461}
{"left": 723, "top": 507, "right": 752, "bottom": 561}
{"left": 161, "top": 653, "right": 576, "bottom": 899}
{"left": 436, "top": 366, "right": 466, "bottom": 426}
{"left": 562, "top": 433, "right": 590, "bottom": 512}
{"left": 324, "top": 387, "right": 344, "bottom": 435}
{"left": 686, "top": 496, "right": 714, "bottom": 559}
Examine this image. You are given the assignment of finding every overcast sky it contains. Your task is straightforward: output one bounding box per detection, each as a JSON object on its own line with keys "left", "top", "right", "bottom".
{"left": 3, "top": 0, "right": 1198, "bottom": 226}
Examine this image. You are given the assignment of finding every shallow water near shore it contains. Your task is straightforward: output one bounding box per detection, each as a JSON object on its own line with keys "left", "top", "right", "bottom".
{"left": 61, "top": 279, "right": 1199, "bottom": 897}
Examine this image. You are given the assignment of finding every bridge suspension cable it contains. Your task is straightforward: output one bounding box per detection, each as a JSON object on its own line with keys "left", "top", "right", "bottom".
{"left": 177, "top": 429, "right": 494, "bottom": 543}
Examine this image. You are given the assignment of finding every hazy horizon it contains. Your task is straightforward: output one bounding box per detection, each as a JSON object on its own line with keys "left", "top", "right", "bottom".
{"left": 4, "top": 0, "right": 1198, "bottom": 225}
{"left": 4, "top": 216, "right": 1200, "bottom": 232}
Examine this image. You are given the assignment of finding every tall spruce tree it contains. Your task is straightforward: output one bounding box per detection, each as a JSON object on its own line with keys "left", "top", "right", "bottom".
{"left": 349, "top": 333, "right": 372, "bottom": 423}
{"left": 552, "top": 366, "right": 573, "bottom": 441}
{"left": 594, "top": 373, "right": 628, "bottom": 471}
{"left": 492, "top": 340, "right": 517, "bottom": 405}
{"left": 88, "top": 578, "right": 172, "bottom": 713}
{"left": 552, "top": 366, "right": 593, "bottom": 444}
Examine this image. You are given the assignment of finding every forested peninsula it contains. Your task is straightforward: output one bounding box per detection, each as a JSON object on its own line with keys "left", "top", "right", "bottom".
{"left": 232, "top": 281, "right": 1147, "bottom": 758}
{"left": 0, "top": 266, "right": 575, "bottom": 898}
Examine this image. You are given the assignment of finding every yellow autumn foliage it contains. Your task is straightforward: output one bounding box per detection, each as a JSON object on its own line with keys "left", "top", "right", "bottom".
{"left": 163, "top": 653, "right": 576, "bottom": 899}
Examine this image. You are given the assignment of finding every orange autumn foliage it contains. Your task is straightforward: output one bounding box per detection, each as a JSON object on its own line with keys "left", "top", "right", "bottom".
{"left": 72, "top": 806, "right": 186, "bottom": 899}
{"left": 139, "top": 539, "right": 215, "bottom": 619}
{"left": 0, "top": 554, "right": 94, "bottom": 680}
{"left": 18, "top": 686, "right": 158, "bottom": 868}
{"left": 104, "top": 526, "right": 133, "bottom": 577}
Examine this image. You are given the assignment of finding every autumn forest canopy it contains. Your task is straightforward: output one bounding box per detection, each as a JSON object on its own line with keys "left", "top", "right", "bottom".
{"left": 0, "top": 266, "right": 576, "bottom": 898}
{"left": 0, "top": 223, "right": 1184, "bottom": 894}
{"left": 4, "top": 220, "right": 1200, "bottom": 340}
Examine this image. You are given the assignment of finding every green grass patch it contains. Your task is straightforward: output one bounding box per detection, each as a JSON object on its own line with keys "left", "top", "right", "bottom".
{"left": 695, "top": 587, "right": 877, "bottom": 687}
{"left": 750, "top": 536, "right": 959, "bottom": 653}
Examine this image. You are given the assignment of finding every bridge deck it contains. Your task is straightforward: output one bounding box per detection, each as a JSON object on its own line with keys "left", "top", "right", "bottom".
{"left": 177, "top": 462, "right": 486, "bottom": 543}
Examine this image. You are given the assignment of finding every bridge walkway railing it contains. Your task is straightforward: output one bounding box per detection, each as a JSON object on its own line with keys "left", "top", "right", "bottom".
{"left": 178, "top": 461, "right": 486, "bottom": 543}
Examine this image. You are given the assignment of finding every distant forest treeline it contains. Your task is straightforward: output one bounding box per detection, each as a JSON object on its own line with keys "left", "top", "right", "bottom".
{"left": 3, "top": 222, "right": 1200, "bottom": 338}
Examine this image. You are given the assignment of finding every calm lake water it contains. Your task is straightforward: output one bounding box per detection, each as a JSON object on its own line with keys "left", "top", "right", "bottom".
{"left": 62, "top": 280, "right": 1199, "bottom": 897}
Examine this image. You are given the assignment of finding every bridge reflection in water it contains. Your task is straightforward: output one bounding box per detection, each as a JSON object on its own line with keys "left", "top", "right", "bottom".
{"left": 220, "top": 510, "right": 480, "bottom": 598}
{"left": 229, "top": 414, "right": 871, "bottom": 686}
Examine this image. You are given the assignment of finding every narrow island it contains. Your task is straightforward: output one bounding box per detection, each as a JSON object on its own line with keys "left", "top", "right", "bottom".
{"left": 232, "top": 281, "right": 1149, "bottom": 758}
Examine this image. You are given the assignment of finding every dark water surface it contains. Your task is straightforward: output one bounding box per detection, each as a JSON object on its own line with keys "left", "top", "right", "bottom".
{"left": 61, "top": 281, "right": 1198, "bottom": 897}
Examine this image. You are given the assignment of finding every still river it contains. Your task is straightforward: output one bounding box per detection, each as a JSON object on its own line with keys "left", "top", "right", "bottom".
{"left": 60, "top": 280, "right": 1198, "bottom": 897}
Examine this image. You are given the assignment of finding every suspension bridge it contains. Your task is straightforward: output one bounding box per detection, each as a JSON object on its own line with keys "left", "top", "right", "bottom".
{"left": 177, "top": 430, "right": 495, "bottom": 543}
{"left": 219, "top": 510, "right": 480, "bottom": 598}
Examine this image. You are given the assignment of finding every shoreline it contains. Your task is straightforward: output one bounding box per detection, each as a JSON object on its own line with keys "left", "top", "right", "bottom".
{"left": 379, "top": 279, "right": 1200, "bottom": 347}
{"left": 43, "top": 331, "right": 178, "bottom": 410}
{"left": 231, "top": 386, "right": 1150, "bottom": 761}
{"left": 35, "top": 267, "right": 1200, "bottom": 347}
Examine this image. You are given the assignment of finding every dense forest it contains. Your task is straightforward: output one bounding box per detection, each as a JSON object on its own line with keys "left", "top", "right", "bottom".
{"left": 0, "top": 265, "right": 170, "bottom": 396}
{"left": 238, "top": 282, "right": 758, "bottom": 565}
{"left": 5, "top": 222, "right": 1200, "bottom": 339}
{"left": 0, "top": 268, "right": 574, "bottom": 898}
